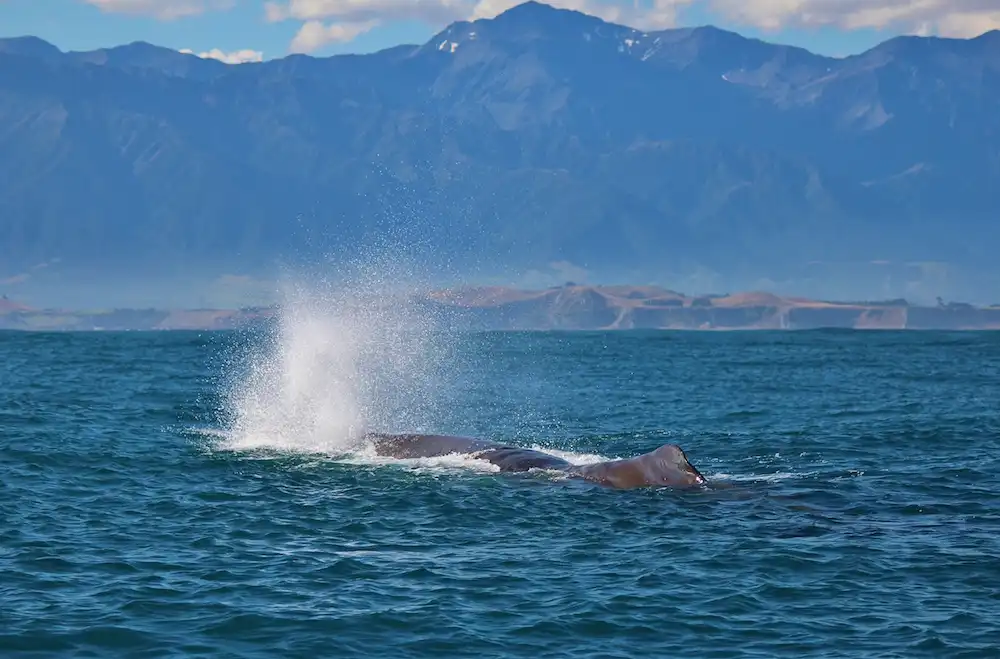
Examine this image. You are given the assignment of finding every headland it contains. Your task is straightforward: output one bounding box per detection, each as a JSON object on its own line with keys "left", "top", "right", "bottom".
{"left": 2, "top": 286, "right": 999, "bottom": 331}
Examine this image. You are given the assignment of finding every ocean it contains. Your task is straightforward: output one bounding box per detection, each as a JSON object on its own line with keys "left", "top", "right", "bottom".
{"left": 3, "top": 311, "right": 999, "bottom": 657}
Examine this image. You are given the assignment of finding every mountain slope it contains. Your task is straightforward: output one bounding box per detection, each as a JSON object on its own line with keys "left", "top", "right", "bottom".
{"left": 1, "top": 1, "right": 999, "bottom": 303}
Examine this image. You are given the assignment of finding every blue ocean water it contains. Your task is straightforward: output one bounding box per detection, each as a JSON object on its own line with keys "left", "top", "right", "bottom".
{"left": 2, "top": 327, "right": 999, "bottom": 657}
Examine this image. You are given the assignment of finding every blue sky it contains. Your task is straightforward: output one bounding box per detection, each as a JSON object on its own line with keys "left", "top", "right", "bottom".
{"left": 1, "top": 0, "right": 998, "bottom": 63}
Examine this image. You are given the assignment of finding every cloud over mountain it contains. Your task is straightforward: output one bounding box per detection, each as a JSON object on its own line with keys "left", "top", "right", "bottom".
{"left": 709, "top": 0, "right": 1000, "bottom": 38}
{"left": 72, "top": 0, "right": 1000, "bottom": 54}
{"left": 82, "top": 0, "right": 235, "bottom": 20}
{"left": 263, "top": 0, "right": 1000, "bottom": 52}
{"left": 179, "top": 47, "right": 264, "bottom": 63}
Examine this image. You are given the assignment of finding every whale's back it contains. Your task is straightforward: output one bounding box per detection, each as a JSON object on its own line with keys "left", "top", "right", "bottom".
{"left": 571, "top": 443, "right": 706, "bottom": 489}
{"left": 366, "top": 433, "right": 572, "bottom": 472}
{"left": 366, "top": 433, "right": 705, "bottom": 489}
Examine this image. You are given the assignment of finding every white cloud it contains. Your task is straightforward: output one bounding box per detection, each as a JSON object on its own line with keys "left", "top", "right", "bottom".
{"left": 81, "top": 0, "right": 1000, "bottom": 42}
{"left": 266, "top": 0, "right": 469, "bottom": 24}
{"left": 264, "top": 1, "right": 288, "bottom": 21}
{"left": 289, "top": 19, "right": 379, "bottom": 52}
{"left": 266, "top": 0, "right": 697, "bottom": 53}
{"left": 266, "top": 0, "right": 695, "bottom": 29}
{"left": 263, "top": 0, "right": 1000, "bottom": 53}
{"left": 707, "top": 0, "right": 1000, "bottom": 38}
{"left": 83, "top": 0, "right": 235, "bottom": 20}
{"left": 179, "top": 47, "right": 264, "bottom": 63}
{"left": 266, "top": 0, "right": 468, "bottom": 53}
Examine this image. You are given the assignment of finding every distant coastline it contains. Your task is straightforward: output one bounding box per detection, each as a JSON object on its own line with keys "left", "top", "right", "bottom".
{"left": 2, "top": 286, "right": 1000, "bottom": 332}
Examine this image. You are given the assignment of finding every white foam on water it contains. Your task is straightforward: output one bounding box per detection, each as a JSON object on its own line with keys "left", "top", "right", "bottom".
{"left": 526, "top": 445, "right": 610, "bottom": 465}
{"left": 344, "top": 444, "right": 614, "bottom": 479}
{"left": 339, "top": 442, "right": 503, "bottom": 475}
{"left": 711, "top": 471, "right": 812, "bottom": 483}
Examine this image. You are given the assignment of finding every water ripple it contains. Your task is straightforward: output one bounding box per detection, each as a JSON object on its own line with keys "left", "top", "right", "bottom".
{"left": 2, "top": 330, "right": 1000, "bottom": 657}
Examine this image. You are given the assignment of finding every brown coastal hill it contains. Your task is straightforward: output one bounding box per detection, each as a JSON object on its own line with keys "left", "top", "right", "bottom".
{"left": 423, "top": 286, "right": 1000, "bottom": 330}
{"left": 2, "top": 286, "right": 1000, "bottom": 331}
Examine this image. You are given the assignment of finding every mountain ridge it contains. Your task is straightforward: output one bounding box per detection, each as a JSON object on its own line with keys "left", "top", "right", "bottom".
{"left": 2, "top": 2, "right": 999, "bottom": 306}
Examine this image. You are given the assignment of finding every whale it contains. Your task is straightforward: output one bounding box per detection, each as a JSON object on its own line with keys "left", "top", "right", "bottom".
{"left": 364, "top": 433, "right": 708, "bottom": 489}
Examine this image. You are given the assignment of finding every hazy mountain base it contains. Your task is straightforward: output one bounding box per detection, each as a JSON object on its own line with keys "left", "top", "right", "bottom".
{"left": 2, "top": 287, "right": 999, "bottom": 332}
{"left": 2, "top": 259, "right": 990, "bottom": 312}
{"left": 2, "top": 2, "right": 1000, "bottom": 302}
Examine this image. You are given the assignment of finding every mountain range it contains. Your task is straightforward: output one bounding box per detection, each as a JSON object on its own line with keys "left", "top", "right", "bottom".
{"left": 2, "top": 1, "right": 999, "bottom": 307}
